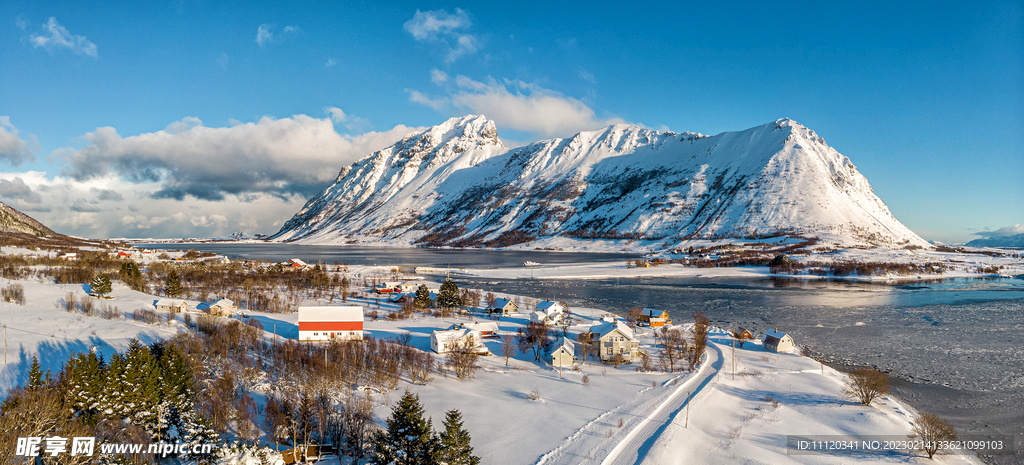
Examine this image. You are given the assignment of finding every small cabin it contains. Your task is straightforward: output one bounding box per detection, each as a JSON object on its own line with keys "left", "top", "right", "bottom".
{"left": 430, "top": 328, "right": 484, "bottom": 354}
{"left": 761, "top": 329, "right": 795, "bottom": 353}
{"left": 155, "top": 299, "right": 188, "bottom": 313}
{"left": 551, "top": 337, "right": 576, "bottom": 367}
{"left": 638, "top": 308, "right": 672, "bottom": 327}
{"left": 450, "top": 321, "right": 499, "bottom": 338}
{"left": 488, "top": 298, "right": 519, "bottom": 317}
{"left": 735, "top": 327, "right": 753, "bottom": 340}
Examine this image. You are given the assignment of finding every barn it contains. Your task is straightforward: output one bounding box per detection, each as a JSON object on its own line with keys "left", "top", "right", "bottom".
{"left": 298, "top": 306, "right": 364, "bottom": 341}
{"left": 761, "top": 329, "right": 795, "bottom": 353}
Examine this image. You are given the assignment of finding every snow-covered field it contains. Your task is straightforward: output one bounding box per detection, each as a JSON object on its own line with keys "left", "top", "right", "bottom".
{"left": 0, "top": 248, "right": 991, "bottom": 464}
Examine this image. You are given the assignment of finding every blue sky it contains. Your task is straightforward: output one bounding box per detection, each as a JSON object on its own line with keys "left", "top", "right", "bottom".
{"left": 0, "top": 1, "right": 1020, "bottom": 242}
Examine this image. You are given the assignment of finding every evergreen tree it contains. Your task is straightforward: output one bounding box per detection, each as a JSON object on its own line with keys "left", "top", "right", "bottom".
{"left": 66, "top": 351, "right": 106, "bottom": 425}
{"left": 372, "top": 390, "right": 437, "bottom": 465}
{"left": 414, "top": 285, "right": 432, "bottom": 309}
{"left": 436, "top": 279, "right": 461, "bottom": 310}
{"left": 119, "top": 261, "right": 147, "bottom": 292}
{"left": 165, "top": 270, "right": 183, "bottom": 298}
{"left": 435, "top": 410, "right": 480, "bottom": 465}
{"left": 91, "top": 274, "right": 113, "bottom": 297}
{"left": 27, "top": 356, "right": 44, "bottom": 390}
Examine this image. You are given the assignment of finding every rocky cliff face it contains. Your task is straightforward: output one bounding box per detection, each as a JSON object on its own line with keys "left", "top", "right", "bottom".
{"left": 0, "top": 201, "right": 58, "bottom": 238}
{"left": 272, "top": 115, "right": 928, "bottom": 249}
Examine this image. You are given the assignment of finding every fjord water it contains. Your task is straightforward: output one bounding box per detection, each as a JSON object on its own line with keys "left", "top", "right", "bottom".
{"left": 137, "top": 243, "right": 640, "bottom": 268}
{"left": 139, "top": 243, "right": 1023, "bottom": 461}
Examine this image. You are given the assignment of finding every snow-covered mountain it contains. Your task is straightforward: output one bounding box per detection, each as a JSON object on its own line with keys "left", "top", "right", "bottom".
{"left": 967, "top": 233, "right": 1024, "bottom": 248}
{"left": 271, "top": 115, "right": 929, "bottom": 249}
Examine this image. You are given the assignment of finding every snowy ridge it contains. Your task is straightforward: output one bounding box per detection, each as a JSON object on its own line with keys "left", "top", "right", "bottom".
{"left": 272, "top": 116, "right": 929, "bottom": 249}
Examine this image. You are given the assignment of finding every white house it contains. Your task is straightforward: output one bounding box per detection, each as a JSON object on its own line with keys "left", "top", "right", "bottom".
{"left": 551, "top": 337, "right": 576, "bottom": 367}
{"left": 298, "top": 306, "right": 364, "bottom": 341}
{"left": 449, "top": 321, "right": 499, "bottom": 338}
{"left": 488, "top": 298, "right": 518, "bottom": 316}
{"left": 155, "top": 299, "right": 188, "bottom": 313}
{"left": 761, "top": 329, "right": 796, "bottom": 353}
{"left": 531, "top": 301, "right": 567, "bottom": 325}
{"left": 205, "top": 298, "right": 235, "bottom": 316}
{"left": 430, "top": 328, "right": 484, "bottom": 354}
{"left": 588, "top": 320, "right": 640, "bottom": 363}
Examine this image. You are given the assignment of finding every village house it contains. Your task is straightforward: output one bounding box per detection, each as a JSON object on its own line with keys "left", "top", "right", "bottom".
{"left": 430, "top": 328, "right": 484, "bottom": 354}
{"left": 637, "top": 308, "right": 672, "bottom": 327}
{"left": 531, "top": 301, "right": 566, "bottom": 325}
{"left": 487, "top": 298, "right": 518, "bottom": 316}
{"left": 449, "top": 321, "right": 499, "bottom": 338}
{"left": 58, "top": 252, "right": 78, "bottom": 261}
{"left": 735, "top": 327, "right": 754, "bottom": 340}
{"left": 588, "top": 319, "right": 640, "bottom": 363}
{"left": 762, "top": 329, "right": 796, "bottom": 353}
{"left": 298, "top": 306, "right": 364, "bottom": 341}
{"left": 154, "top": 299, "right": 188, "bottom": 313}
{"left": 204, "top": 298, "right": 236, "bottom": 316}
{"left": 551, "top": 337, "right": 576, "bottom": 367}
{"left": 287, "top": 259, "right": 308, "bottom": 270}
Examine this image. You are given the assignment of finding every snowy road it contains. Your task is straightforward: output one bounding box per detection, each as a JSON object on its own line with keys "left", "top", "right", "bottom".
{"left": 601, "top": 340, "right": 725, "bottom": 465}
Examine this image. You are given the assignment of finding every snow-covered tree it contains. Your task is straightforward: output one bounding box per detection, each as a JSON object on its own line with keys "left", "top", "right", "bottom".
{"left": 436, "top": 279, "right": 461, "bottom": 310}
{"left": 371, "top": 390, "right": 437, "bottom": 465}
{"left": 414, "top": 284, "right": 432, "bottom": 309}
{"left": 91, "top": 274, "right": 112, "bottom": 297}
{"left": 165, "top": 270, "right": 183, "bottom": 298}
{"left": 435, "top": 410, "right": 479, "bottom": 465}
{"left": 27, "top": 356, "right": 44, "bottom": 390}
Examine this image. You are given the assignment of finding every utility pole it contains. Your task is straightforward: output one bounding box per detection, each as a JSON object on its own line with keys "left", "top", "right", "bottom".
{"left": 732, "top": 320, "right": 736, "bottom": 380}
{"left": 684, "top": 389, "right": 690, "bottom": 428}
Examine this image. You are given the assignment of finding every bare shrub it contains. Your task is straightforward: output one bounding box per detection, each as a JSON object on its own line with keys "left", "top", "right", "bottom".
{"left": 527, "top": 388, "right": 543, "bottom": 401}
{"left": 581, "top": 374, "right": 590, "bottom": 386}
{"left": 909, "top": 413, "right": 958, "bottom": 459}
{"left": 63, "top": 292, "right": 77, "bottom": 312}
{"left": 80, "top": 297, "right": 95, "bottom": 316}
{"left": 446, "top": 339, "right": 479, "bottom": 380}
{"left": 842, "top": 367, "right": 890, "bottom": 405}
{"left": 617, "top": 418, "right": 624, "bottom": 429}
{"left": 1, "top": 284, "right": 25, "bottom": 305}
{"left": 658, "top": 327, "right": 686, "bottom": 373}
{"left": 131, "top": 308, "right": 159, "bottom": 325}
{"left": 689, "top": 311, "right": 710, "bottom": 370}
{"left": 98, "top": 304, "right": 120, "bottom": 320}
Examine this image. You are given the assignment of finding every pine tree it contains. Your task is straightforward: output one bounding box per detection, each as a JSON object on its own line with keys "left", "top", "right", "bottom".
{"left": 372, "top": 390, "right": 437, "bottom": 465}
{"left": 165, "top": 270, "right": 183, "bottom": 298}
{"left": 435, "top": 410, "right": 480, "bottom": 465}
{"left": 27, "top": 356, "right": 44, "bottom": 390}
{"left": 414, "top": 284, "right": 432, "bottom": 309}
{"left": 436, "top": 279, "right": 461, "bottom": 310}
{"left": 119, "top": 261, "right": 147, "bottom": 292}
{"left": 91, "top": 274, "right": 113, "bottom": 297}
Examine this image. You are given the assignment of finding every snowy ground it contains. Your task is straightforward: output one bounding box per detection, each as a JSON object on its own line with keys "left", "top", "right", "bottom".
{"left": 0, "top": 246, "right": 995, "bottom": 464}
{"left": 639, "top": 334, "right": 984, "bottom": 465}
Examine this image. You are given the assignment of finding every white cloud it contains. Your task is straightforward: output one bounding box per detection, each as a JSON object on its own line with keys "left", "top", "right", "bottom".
{"left": 411, "top": 76, "right": 625, "bottom": 138}
{"left": 256, "top": 24, "right": 273, "bottom": 47}
{"left": 256, "top": 24, "right": 298, "bottom": 48}
{"left": 57, "top": 115, "right": 422, "bottom": 202}
{"left": 430, "top": 69, "right": 448, "bottom": 84}
{"left": 0, "top": 116, "right": 37, "bottom": 166}
{"left": 325, "top": 107, "right": 347, "bottom": 123}
{"left": 974, "top": 224, "right": 1024, "bottom": 238}
{"left": 29, "top": 17, "right": 97, "bottom": 57}
{"left": 15, "top": 15, "right": 27, "bottom": 31}
{"left": 579, "top": 68, "right": 596, "bottom": 84}
{"left": 403, "top": 9, "right": 480, "bottom": 63}
{"left": 325, "top": 58, "right": 338, "bottom": 67}
{"left": 407, "top": 90, "right": 448, "bottom": 110}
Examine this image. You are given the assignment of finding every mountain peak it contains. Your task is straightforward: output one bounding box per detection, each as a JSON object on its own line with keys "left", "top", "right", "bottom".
{"left": 416, "top": 114, "right": 502, "bottom": 149}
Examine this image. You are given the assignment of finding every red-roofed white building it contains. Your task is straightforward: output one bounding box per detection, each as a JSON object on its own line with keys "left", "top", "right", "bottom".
{"left": 298, "top": 306, "right": 363, "bottom": 341}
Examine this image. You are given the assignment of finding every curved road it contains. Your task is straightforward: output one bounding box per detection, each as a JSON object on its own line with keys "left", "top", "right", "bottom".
{"left": 601, "top": 340, "right": 725, "bottom": 465}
